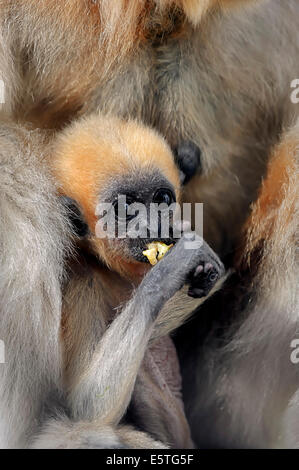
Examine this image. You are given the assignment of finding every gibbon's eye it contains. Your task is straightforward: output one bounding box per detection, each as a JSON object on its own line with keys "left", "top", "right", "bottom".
{"left": 113, "top": 196, "right": 136, "bottom": 222}
{"left": 152, "top": 188, "right": 175, "bottom": 206}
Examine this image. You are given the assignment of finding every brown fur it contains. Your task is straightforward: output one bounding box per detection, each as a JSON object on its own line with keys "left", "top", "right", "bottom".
{"left": 0, "top": 0, "right": 298, "bottom": 448}
{"left": 244, "top": 139, "right": 298, "bottom": 260}
{"left": 0, "top": 1, "right": 253, "bottom": 128}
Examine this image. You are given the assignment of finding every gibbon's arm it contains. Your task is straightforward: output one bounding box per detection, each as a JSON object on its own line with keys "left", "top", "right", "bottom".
{"left": 220, "top": 118, "right": 299, "bottom": 448}
{"left": 168, "top": 120, "right": 298, "bottom": 450}
{"left": 0, "top": 123, "right": 70, "bottom": 448}
{"left": 65, "top": 234, "right": 223, "bottom": 425}
{"left": 32, "top": 234, "right": 223, "bottom": 448}
{"left": 187, "top": 120, "right": 299, "bottom": 449}
{"left": 239, "top": 118, "right": 299, "bottom": 347}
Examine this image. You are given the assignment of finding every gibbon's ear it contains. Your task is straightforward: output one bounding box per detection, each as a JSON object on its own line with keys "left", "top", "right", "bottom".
{"left": 174, "top": 141, "right": 202, "bottom": 185}
{"left": 59, "top": 196, "right": 89, "bottom": 238}
{"left": 180, "top": 0, "right": 256, "bottom": 25}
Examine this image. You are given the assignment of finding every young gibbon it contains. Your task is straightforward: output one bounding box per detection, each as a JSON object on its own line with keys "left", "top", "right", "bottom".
{"left": 36, "top": 114, "right": 224, "bottom": 448}
{"left": 0, "top": 0, "right": 298, "bottom": 448}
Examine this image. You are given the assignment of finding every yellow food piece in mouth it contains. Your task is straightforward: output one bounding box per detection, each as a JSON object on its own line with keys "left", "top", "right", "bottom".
{"left": 142, "top": 242, "right": 173, "bottom": 266}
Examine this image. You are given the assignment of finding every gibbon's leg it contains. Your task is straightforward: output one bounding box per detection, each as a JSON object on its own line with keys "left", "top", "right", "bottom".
{"left": 0, "top": 123, "right": 70, "bottom": 448}
{"left": 178, "top": 120, "right": 299, "bottom": 448}
{"left": 32, "top": 234, "right": 224, "bottom": 449}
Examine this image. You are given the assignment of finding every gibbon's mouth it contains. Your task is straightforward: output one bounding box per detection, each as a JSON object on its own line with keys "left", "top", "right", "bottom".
{"left": 129, "top": 237, "right": 176, "bottom": 264}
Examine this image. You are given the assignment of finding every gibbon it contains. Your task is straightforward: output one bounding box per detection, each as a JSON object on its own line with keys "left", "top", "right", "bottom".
{"left": 39, "top": 114, "right": 224, "bottom": 448}
{"left": 0, "top": 0, "right": 298, "bottom": 448}
{"left": 0, "top": 116, "right": 224, "bottom": 448}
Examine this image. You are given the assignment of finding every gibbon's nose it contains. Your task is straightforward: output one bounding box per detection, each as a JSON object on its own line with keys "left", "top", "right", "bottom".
{"left": 144, "top": 211, "right": 175, "bottom": 242}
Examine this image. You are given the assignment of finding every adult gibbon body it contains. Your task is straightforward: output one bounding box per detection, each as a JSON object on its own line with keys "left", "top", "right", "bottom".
{"left": 0, "top": 0, "right": 298, "bottom": 448}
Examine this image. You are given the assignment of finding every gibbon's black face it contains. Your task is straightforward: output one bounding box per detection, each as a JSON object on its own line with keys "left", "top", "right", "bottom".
{"left": 101, "top": 170, "right": 178, "bottom": 263}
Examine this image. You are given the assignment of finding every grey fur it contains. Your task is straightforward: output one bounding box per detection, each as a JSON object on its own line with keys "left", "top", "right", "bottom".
{"left": 0, "top": 123, "right": 70, "bottom": 448}
{"left": 0, "top": 0, "right": 298, "bottom": 449}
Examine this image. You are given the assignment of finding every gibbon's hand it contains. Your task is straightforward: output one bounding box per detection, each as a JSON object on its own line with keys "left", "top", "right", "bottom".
{"left": 139, "top": 232, "right": 225, "bottom": 307}
{"left": 187, "top": 259, "right": 223, "bottom": 298}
